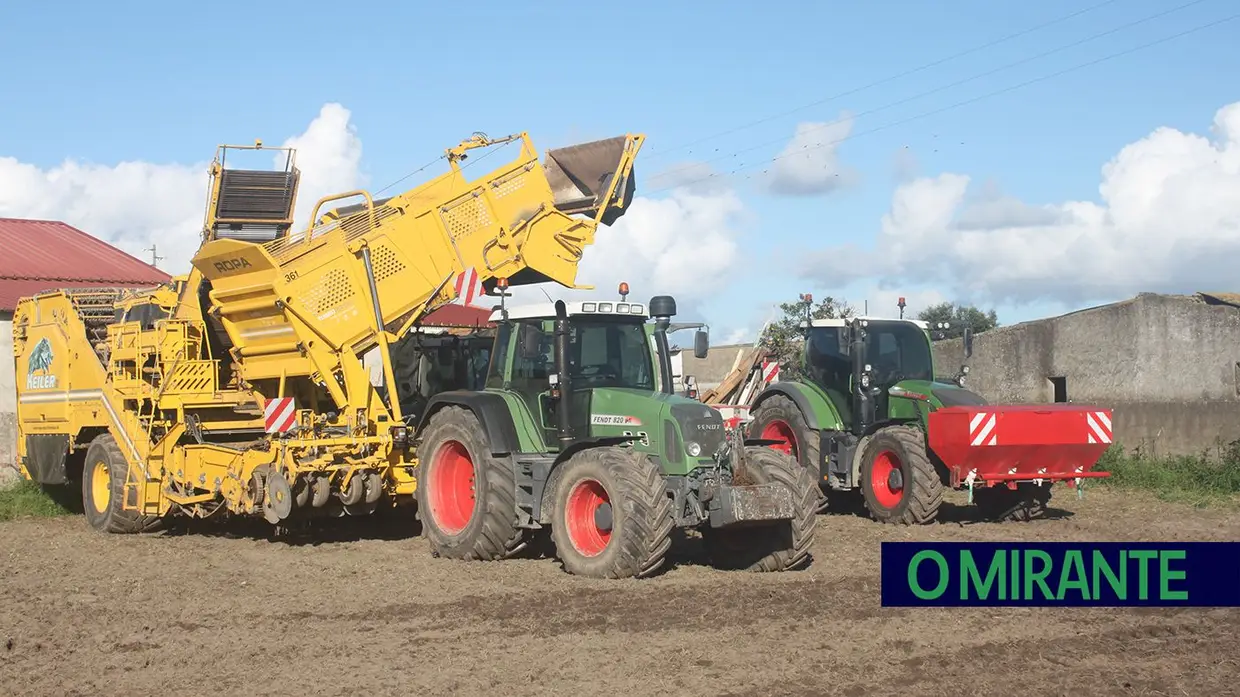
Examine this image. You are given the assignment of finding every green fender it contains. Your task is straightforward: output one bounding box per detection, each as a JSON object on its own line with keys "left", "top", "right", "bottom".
{"left": 750, "top": 380, "right": 844, "bottom": 432}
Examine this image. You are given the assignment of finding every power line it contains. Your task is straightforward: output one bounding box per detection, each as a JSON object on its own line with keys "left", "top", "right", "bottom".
{"left": 645, "top": 9, "right": 1240, "bottom": 196}
{"left": 647, "top": 0, "right": 1211, "bottom": 187}
{"left": 373, "top": 136, "right": 518, "bottom": 197}
{"left": 644, "top": 0, "right": 1123, "bottom": 162}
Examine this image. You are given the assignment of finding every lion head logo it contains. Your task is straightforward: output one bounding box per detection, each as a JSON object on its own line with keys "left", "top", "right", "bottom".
{"left": 28, "top": 338, "right": 54, "bottom": 375}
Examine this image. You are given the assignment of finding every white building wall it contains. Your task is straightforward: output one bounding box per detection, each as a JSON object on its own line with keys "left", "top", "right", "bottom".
{"left": 1, "top": 313, "right": 16, "bottom": 471}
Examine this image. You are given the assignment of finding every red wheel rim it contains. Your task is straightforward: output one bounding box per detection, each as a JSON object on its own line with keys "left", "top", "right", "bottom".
{"left": 565, "top": 478, "right": 611, "bottom": 556}
{"left": 870, "top": 450, "right": 904, "bottom": 508}
{"left": 761, "top": 419, "right": 798, "bottom": 458}
{"left": 429, "top": 440, "right": 475, "bottom": 534}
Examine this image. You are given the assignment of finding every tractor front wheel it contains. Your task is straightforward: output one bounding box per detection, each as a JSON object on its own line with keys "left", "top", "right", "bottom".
{"left": 549, "top": 446, "right": 674, "bottom": 579}
{"left": 748, "top": 394, "right": 826, "bottom": 512}
{"left": 81, "top": 433, "right": 163, "bottom": 534}
{"left": 702, "top": 446, "right": 818, "bottom": 572}
{"left": 859, "top": 425, "right": 942, "bottom": 525}
{"left": 415, "top": 406, "right": 526, "bottom": 560}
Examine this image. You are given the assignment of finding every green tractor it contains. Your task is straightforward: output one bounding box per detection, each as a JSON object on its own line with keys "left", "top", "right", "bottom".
{"left": 747, "top": 295, "right": 1113, "bottom": 525}
{"left": 410, "top": 286, "right": 819, "bottom": 579}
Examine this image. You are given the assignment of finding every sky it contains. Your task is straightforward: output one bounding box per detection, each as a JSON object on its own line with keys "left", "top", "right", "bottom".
{"left": 2, "top": 0, "right": 1239, "bottom": 346}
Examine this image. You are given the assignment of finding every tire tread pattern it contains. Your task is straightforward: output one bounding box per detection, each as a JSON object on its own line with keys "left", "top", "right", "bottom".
{"left": 862, "top": 425, "right": 943, "bottom": 525}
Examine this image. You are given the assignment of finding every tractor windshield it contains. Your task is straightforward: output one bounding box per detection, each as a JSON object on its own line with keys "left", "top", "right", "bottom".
{"left": 490, "top": 315, "right": 656, "bottom": 393}
{"left": 863, "top": 321, "right": 933, "bottom": 384}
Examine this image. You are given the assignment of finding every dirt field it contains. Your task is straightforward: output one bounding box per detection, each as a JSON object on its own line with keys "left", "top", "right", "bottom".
{"left": 2, "top": 489, "right": 1238, "bottom": 697}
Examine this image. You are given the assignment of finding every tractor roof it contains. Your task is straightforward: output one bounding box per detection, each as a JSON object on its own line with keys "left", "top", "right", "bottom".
{"left": 488, "top": 299, "right": 650, "bottom": 322}
{"left": 802, "top": 316, "right": 931, "bottom": 330}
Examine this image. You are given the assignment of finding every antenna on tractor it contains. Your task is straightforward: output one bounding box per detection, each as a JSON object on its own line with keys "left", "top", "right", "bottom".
{"left": 799, "top": 293, "right": 813, "bottom": 337}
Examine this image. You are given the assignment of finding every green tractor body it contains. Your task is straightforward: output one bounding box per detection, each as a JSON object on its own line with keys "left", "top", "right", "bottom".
{"left": 411, "top": 292, "right": 818, "bottom": 578}
{"left": 748, "top": 305, "right": 1112, "bottom": 525}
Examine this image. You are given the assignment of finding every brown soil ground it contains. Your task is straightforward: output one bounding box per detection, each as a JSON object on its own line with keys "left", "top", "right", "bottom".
{"left": 1, "top": 488, "right": 1238, "bottom": 697}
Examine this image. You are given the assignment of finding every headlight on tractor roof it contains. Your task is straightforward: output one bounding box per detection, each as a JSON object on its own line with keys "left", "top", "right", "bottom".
{"left": 598, "top": 302, "right": 613, "bottom": 312}
{"left": 617, "top": 303, "right": 630, "bottom": 313}
{"left": 582, "top": 302, "right": 597, "bottom": 312}
{"left": 631, "top": 304, "right": 644, "bottom": 314}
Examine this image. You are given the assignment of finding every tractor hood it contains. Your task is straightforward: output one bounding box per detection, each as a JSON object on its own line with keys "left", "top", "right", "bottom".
{"left": 581, "top": 388, "right": 724, "bottom": 474}
{"left": 892, "top": 379, "right": 989, "bottom": 408}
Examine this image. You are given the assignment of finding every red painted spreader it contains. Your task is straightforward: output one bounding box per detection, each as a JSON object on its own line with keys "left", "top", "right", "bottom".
{"left": 927, "top": 404, "right": 1113, "bottom": 489}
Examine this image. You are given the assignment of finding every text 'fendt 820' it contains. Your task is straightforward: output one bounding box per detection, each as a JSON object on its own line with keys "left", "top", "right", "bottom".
{"left": 12, "top": 130, "right": 644, "bottom": 535}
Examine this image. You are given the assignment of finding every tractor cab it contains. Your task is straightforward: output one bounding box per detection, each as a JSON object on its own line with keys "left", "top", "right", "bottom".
{"left": 483, "top": 284, "right": 721, "bottom": 470}
{"left": 798, "top": 312, "right": 983, "bottom": 438}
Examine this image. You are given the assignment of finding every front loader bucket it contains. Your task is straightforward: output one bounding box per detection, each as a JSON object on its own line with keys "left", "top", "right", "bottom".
{"left": 927, "top": 404, "right": 1114, "bottom": 487}
{"left": 544, "top": 135, "right": 642, "bottom": 226}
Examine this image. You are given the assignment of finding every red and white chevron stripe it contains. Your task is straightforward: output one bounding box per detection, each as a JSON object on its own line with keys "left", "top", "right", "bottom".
{"left": 1086, "top": 410, "right": 1112, "bottom": 444}
{"left": 969, "top": 411, "right": 998, "bottom": 446}
{"left": 453, "top": 267, "right": 485, "bottom": 307}
{"left": 264, "top": 397, "right": 297, "bottom": 434}
{"left": 761, "top": 360, "right": 780, "bottom": 385}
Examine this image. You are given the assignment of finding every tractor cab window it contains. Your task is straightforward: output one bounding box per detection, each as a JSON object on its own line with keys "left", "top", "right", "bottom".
{"left": 568, "top": 318, "right": 654, "bottom": 391}
{"left": 864, "top": 322, "right": 932, "bottom": 384}
{"left": 805, "top": 326, "right": 851, "bottom": 391}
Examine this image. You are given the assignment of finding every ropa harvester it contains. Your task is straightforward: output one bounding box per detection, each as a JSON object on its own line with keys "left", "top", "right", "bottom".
{"left": 747, "top": 294, "right": 1113, "bottom": 523}
{"left": 11, "top": 130, "right": 647, "bottom": 534}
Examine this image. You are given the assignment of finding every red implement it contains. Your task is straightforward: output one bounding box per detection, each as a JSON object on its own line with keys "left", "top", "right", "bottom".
{"left": 926, "top": 404, "right": 1113, "bottom": 488}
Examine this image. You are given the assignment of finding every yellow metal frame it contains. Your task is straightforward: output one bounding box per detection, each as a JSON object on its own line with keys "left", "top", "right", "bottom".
{"left": 12, "top": 129, "right": 646, "bottom": 529}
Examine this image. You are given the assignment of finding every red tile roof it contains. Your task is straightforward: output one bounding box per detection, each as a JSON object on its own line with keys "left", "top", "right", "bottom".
{"left": 420, "top": 303, "right": 495, "bottom": 328}
{"left": 0, "top": 218, "right": 170, "bottom": 311}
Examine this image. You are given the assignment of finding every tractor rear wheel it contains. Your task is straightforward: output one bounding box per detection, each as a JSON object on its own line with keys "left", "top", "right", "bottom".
{"left": 549, "top": 446, "right": 674, "bottom": 579}
{"left": 416, "top": 406, "right": 526, "bottom": 561}
{"left": 859, "top": 425, "right": 942, "bottom": 525}
{"left": 974, "top": 482, "right": 1053, "bottom": 522}
{"left": 748, "top": 394, "right": 827, "bottom": 512}
{"left": 80, "top": 433, "right": 163, "bottom": 534}
{"left": 702, "top": 446, "right": 818, "bottom": 572}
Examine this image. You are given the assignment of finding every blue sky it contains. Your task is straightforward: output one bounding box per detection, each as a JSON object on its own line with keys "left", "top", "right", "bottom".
{"left": 2, "top": 0, "right": 1239, "bottom": 342}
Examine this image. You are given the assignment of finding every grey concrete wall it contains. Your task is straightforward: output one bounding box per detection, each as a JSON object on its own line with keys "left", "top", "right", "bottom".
{"left": 1, "top": 313, "right": 16, "bottom": 471}
{"left": 933, "top": 293, "right": 1240, "bottom": 457}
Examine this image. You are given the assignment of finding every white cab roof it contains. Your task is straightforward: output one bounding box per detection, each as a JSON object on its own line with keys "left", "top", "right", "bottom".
{"left": 488, "top": 299, "right": 650, "bottom": 322}
{"left": 803, "top": 316, "right": 931, "bottom": 330}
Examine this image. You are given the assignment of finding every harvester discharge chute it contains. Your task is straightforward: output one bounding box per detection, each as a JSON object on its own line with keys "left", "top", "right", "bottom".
{"left": 11, "top": 129, "right": 645, "bottom": 533}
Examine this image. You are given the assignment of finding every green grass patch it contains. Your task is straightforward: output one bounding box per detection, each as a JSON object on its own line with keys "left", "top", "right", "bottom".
{"left": 1094, "top": 442, "right": 1240, "bottom": 508}
{"left": 0, "top": 479, "right": 76, "bottom": 522}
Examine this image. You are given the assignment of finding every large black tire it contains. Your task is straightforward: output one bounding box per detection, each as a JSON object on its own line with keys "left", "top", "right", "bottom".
{"left": 748, "top": 393, "right": 827, "bottom": 512}
{"left": 702, "top": 446, "right": 818, "bottom": 572}
{"left": 80, "top": 433, "right": 164, "bottom": 534}
{"left": 859, "top": 425, "right": 942, "bottom": 525}
{"left": 415, "top": 406, "right": 526, "bottom": 560}
{"left": 973, "top": 482, "right": 1053, "bottom": 522}
{"left": 549, "top": 446, "right": 674, "bottom": 579}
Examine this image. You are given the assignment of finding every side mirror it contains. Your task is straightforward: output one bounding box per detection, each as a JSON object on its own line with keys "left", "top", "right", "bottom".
{"left": 963, "top": 327, "right": 974, "bottom": 358}
{"left": 517, "top": 324, "right": 542, "bottom": 360}
{"left": 693, "top": 330, "right": 709, "bottom": 359}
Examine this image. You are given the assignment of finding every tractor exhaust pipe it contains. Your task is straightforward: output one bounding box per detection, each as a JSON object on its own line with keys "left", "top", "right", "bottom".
{"left": 553, "top": 300, "right": 575, "bottom": 449}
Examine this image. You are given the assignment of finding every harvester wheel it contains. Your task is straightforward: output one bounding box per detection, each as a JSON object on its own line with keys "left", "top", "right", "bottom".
{"left": 549, "top": 446, "right": 674, "bottom": 579}
{"left": 80, "top": 433, "right": 164, "bottom": 534}
{"left": 748, "top": 394, "right": 827, "bottom": 512}
{"left": 974, "top": 482, "right": 1053, "bottom": 522}
{"left": 859, "top": 425, "right": 942, "bottom": 525}
{"left": 702, "top": 446, "right": 818, "bottom": 572}
{"left": 415, "top": 406, "right": 526, "bottom": 561}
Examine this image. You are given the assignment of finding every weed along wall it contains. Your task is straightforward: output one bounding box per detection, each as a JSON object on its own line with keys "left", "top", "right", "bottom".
{"left": 932, "top": 292, "right": 1240, "bottom": 458}
{"left": 1, "top": 312, "right": 15, "bottom": 469}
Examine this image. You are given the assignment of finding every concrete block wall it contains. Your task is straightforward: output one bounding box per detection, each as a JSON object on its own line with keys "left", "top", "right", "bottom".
{"left": 933, "top": 293, "right": 1240, "bottom": 457}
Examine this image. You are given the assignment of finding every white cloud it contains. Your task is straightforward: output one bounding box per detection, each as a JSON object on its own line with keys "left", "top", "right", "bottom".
{"left": 800, "top": 101, "right": 1240, "bottom": 307}
{"left": 762, "top": 114, "right": 859, "bottom": 196}
{"left": 0, "top": 103, "right": 365, "bottom": 275}
{"left": 511, "top": 167, "right": 750, "bottom": 315}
